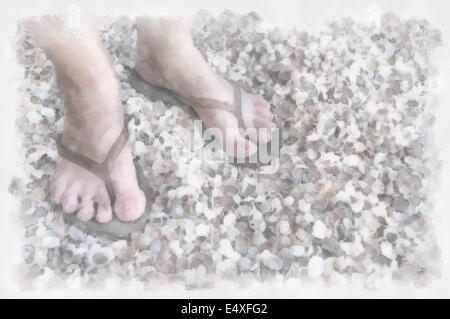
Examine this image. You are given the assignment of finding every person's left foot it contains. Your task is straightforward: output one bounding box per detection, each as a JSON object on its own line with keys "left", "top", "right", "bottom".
{"left": 135, "top": 17, "right": 276, "bottom": 159}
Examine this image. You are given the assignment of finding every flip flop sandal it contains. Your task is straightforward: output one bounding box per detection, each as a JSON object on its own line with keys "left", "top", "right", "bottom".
{"left": 127, "top": 68, "right": 281, "bottom": 167}
{"left": 57, "top": 125, "right": 150, "bottom": 239}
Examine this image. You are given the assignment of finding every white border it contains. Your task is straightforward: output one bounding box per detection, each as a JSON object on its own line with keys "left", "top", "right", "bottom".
{"left": 1, "top": 0, "right": 449, "bottom": 298}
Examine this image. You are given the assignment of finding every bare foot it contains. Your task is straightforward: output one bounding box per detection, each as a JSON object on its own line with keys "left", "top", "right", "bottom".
{"left": 29, "top": 17, "right": 146, "bottom": 223}
{"left": 135, "top": 17, "right": 276, "bottom": 159}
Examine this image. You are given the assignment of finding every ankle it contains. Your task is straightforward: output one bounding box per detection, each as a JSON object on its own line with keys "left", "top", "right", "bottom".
{"left": 61, "top": 79, "right": 124, "bottom": 163}
{"left": 62, "top": 120, "right": 123, "bottom": 163}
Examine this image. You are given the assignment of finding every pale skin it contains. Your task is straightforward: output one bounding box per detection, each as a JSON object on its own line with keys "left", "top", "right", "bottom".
{"left": 27, "top": 16, "right": 275, "bottom": 223}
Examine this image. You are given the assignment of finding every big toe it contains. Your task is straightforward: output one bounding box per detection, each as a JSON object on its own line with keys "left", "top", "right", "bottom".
{"left": 114, "top": 190, "right": 146, "bottom": 222}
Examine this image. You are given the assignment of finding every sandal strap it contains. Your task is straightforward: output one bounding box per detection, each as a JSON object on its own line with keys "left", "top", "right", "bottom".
{"left": 173, "top": 83, "right": 246, "bottom": 129}
{"left": 56, "top": 126, "right": 129, "bottom": 201}
{"left": 233, "top": 84, "right": 245, "bottom": 130}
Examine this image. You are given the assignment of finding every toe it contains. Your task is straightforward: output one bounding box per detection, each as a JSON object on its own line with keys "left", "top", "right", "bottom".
{"left": 255, "top": 109, "right": 274, "bottom": 122}
{"left": 253, "top": 94, "right": 271, "bottom": 109}
{"left": 254, "top": 117, "right": 274, "bottom": 129}
{"left": 60, "top": 185, "right": 80, "bottom": 214}
{"left": 49, "top": 179, "right": 66, "bottom": 205}
{"left": 96, "top": 206, "right": 113, "bottom": 223}
{"left": 114, "top": 190, "right": 146, "bottom": 222}
{"left": 94, "top": 188, "right": 113, "bottom": 223}
{"left": 77, "top": 197, "right": 95, "bottom": 222}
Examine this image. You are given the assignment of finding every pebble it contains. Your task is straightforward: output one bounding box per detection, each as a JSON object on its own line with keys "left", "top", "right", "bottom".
{"left": 308, "top": 256, "right": 324, "bottom": 279}
{"left": 381, "top": 241, "right": 396, "bottom": 260}
{"left": 278, "top": 220, "right": 291, "bottom": 235}
{"left": 298, "top": 200, "right": 311, "bottom": 214}
{"left": 88, "top": 246, "right": 115, "bottom": 266}
{"left": 260, "top": 250, "right": 283, "bottom": 271}
{"left": 223, "top": 213, "right": 237, "bottom": 227}
{"left": 283, "top": 196, "right": 294, "bottom": 206}
{"left": 150, "top": 239, "right": 162, "bottom": 253}
{"left": 219, "top": 239, "right": 240, "bottom": 260}
{"left": 289, "top": 245, "right": 305, "bottom": 257}
{"left": 195, "top": 224, "right": 210, "bottom": 236}
{"left": 312, "top": 220, "right": 329, "bottom": 239}
{"left": 27, "top": 111, "right": 42, "bottom": 124}
{"left": 42, "top": 236, "right": 60, "bottom": 249}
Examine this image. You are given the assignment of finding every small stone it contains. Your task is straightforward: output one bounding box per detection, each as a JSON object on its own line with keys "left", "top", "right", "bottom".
{"left": 169, "top": 240, "right": 183, "bottom": 256}
{"left": 312, "top": 220, "right": 329, "bottom": 239}
{"left": 150, "top": 239, "right": 161, "bottom": 253}
{"left": 223, "top": 213, "right": 236, "bottom": 227}
{"left": 33, "top": 206, "right": 48, "bottom": 217}
{"left": 298, "top": 200, "right": 311, "bottom": 214}
{"left": 88, "top": 246, "right": 115, "bottom": 266}
{"left": 110, "top": 240, "right": 130, "bottom": 260}
{"left": 407, "top": 100, "right": 419, "bottom": 107}
{"left": 307, "top": 255, "right": 324, "bottom": 278}
{"left": 219, "top": 239, "right": 239, "bottom": 260}
{"left": 271, "top": 198, "right": 282, "bottom": 212}
{"left": 93, "top": 253, "right": 108, "bottom": 265}
{"left": 195, "top": 224, "right": 210, "bottom": 237}
{"left": 23, "top": 245, "right": 34, "bottom": 264}
{"left": 321, "top": 238, "right": 343, "bottom": 256}
{"left": 42, "top": 236, "right": 60, "bottom": 249}
{"left": 381, "top": 241, "right": 396, "bottom": 260}
{"left": 386, "top": 232, "right": 398, "bottom": 243}
{"left": 260, "top": 250, "right": 283, "bottom": 271}
{"left": 68, "top": 226, "right": 87, "bottom": 242}
{"left": 27, "top": 111, "right": 42, "bottom": 124}
{"left": 238, "top": 257, "right": 252, "bottom": 270}
{"left": 289, "top": 245, "right": 305, "bottom": 257}
{"left": 40, "top": 107, "right": 55, "bottom": 120}
{"left": 278, "top": 220, "right": 291, "bottom": 235}
{"left": 283, "top": 196, "right": 294, "bottom": 206}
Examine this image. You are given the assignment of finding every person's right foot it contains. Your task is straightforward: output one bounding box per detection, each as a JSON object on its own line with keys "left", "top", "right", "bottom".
{"left": 135, "top": 17, "right": 276, "bottom": 159}
{"left": 29, "top": 17, "right": 146, "bottom": 223}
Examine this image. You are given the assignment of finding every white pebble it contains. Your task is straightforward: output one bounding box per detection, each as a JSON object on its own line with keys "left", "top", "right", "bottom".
{"left": 289, "top": 245, "right": 305, "bottom": 257}
{"left": 381, "top": 241, "right": 396, "bottom": 260}
{"left": 195, "top": 224, "right": 210, "bottom": 237}
{"left": 312, "top": 220, "right": 329, "bottom": 239}
{"left": 283, "top": 196, "right": 294, "bottom": 206}
{"left": 298, "top": 199, "right": 311, "bottom": 214}
{"left": 42, "top": 236, "right": 60, "bottom": 248}
{"left": 27, "top": 111, "right": 42, "bottom": 124}
{"left": 219, "top": 239, "right": 239, "bottom": 260}
{"left": 278, "top": 220, "right": 291, "bottom": 235}
{"left": 223, "top": 213, "right": 236, "bottom": 227}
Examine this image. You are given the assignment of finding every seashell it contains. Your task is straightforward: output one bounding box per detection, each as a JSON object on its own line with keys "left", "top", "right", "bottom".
{"left": 260, "top": 249, "right": 283, "bottom": 271}
{"left": 42, "top": 236, "right": 60, "bottom": 249}
{"left": 312, "top": 220, "right": 329, "bottom": 239}
{"left": 278, "top": 220, "right": 291, "bottom": 235}
{"left": 289, "top": 245, "right": 305, "bottom": 257}
{"left": 87, "top": 245, "right": 115, "bottom": 267}
{"left": 195, "top": 224, "right": 210, "bottom": 237}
